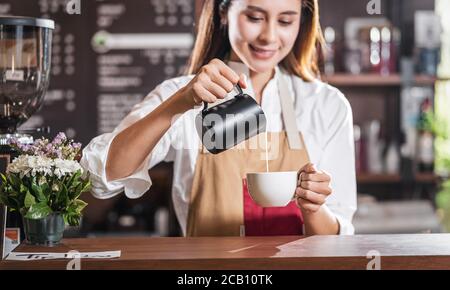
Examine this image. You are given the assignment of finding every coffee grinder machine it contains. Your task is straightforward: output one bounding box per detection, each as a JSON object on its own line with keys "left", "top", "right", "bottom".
{"left": 0, "top": 16, "right": 55, "bottom": 246}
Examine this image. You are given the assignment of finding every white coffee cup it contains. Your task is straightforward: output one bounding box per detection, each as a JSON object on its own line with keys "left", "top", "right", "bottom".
{"left": 246, "top": 171, "right": 298, "bottom": 207}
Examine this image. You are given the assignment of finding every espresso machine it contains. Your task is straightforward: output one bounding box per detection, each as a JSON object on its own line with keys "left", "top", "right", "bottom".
{"left": 0, "top": 16, "right": 55, "bottom": 245}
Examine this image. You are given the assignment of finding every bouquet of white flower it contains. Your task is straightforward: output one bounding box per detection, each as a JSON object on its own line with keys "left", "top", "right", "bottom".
{"left": 0, "top": 133, "right": 90, "bottom": 227}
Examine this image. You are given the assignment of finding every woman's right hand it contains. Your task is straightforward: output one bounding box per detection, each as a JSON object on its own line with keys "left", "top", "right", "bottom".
{"left": 183, "top": 58, "right": 248, "bottom": 106}
{"left": 106, "top": 59, "right": 247, "bottom": 182}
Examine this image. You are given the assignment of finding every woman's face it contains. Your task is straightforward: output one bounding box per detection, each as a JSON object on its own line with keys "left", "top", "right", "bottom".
{"left": 226, "top": 0, "right": 302, "bottom": 73}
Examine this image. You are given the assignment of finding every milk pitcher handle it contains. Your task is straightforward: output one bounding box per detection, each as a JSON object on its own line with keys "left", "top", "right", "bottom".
{"left": 202, "top": 84, "right": 244, "bottom": 112}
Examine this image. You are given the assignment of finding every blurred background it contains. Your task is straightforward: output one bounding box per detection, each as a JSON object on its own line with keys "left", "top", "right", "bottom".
{"left": 2, "top": 0, "right": 449, "bottom": 237}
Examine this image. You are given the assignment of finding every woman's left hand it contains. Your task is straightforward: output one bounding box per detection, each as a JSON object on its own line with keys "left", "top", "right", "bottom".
{"left": 295, "top": 163, "right": 332, "bottom": 213}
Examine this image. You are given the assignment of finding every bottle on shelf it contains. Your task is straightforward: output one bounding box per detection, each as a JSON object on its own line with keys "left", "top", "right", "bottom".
{"left": 369, "top": 27, "right": 381, "bottom": 73}
{"left": 416, "top": 97, "right": 435, "bottom": 173}
{"left": 365, "top": 120, "right": 384, "bottom": 174}
{"left": 414, "top": 11, "right": 441, "bottom": 76}
{"left": 385, "top": 140, "right": 400, "bottom": 174}
{"left": 380, "top": 26, "right": 392, "bottom": 75}
{"left": 400, "top": 128, "right": 418, "bottom": 181}
{"left": 324, "top": 26, "right": 336, "bottom": 76}
{"left": 354, "top": 125, "right": 364, "bottom": 173}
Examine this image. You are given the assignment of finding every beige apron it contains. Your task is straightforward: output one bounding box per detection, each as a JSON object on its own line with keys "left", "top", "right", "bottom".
{"left": 186, "top": 73, "right": 310, "bottom": 237}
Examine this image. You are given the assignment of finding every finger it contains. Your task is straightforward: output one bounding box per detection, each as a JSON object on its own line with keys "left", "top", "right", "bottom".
{"left": 295, "top": 198, "right": 320, "bottom": 212}
{"left": 201, "top": 63, "right": 220, "bottom": 78}
{"left": 297, "top": 172, "right": 304, "bottom": 184}
{"left": 209, "top": 58, "right": 225, "bottom": 67}
{"left": 301, "top": 172, "right": 331, "bottom": 182}
{"left": 298, "top": 162, "right": 313, "bottom": 174}
{"left": 204, "top": 81, "right": 228, "bottom": 99}
{"left": 218, "top": 64, "right": 240, "bottom": 84}
{"left": 305, "top": 163, "right": 317, "bottom": 173}
{"left": 193, "top": 84, "right": 217, "bottom": 103}
{"left": 238, "top": 73, "right": 248, "bottom": 89}
{"left": 300, "top": 181, "right": 332, "bottom": 196}
{"left": 210, "top": 74, "right": 234, "bottom": 93}
{"left": 301, "top": 202, "right": 321, "bottom": 213}
{"left": 295, "top": 187, "right": 327, "bottom": 205}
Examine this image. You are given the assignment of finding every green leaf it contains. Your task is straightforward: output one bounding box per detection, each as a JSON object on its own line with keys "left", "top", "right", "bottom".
{"left": 63, "top": 212, "right": 81, "bottom": 227}
{"left": 41, "top": 183, "right": 50, "bottom": 196}
{"left": 19, "top": 184, "right": 28, "bottom": 194}
{"left": 62, "top": 213, "right": 68, "bottom": 225}
{"left": 67, "top": 171, "right": 82, "bottom": 187}
{"left": 9, "top": 174, "right": 21, "bottom": 191}
{"left": 0, "top": 193, "right": 9, "bottom": 207}
{"left": 81, "top": 180, "right": 91, "bottom": 193}
{"left": 24, "top": 191, "right": 36, "bottom": 208}
{"left": 74, "top": 199, "right": 87, "bottom": 212}
{"left": 70, "top": 181, "right": 80, "bottom": 192}
{"left": 55, "top": 183, "right": 69, "bottom": 210}
{"left": 31, "top": 183, "right": 46, "bottom": 203}
{"left": 72, "top": 180, "right": 91, "bottom": 200}
{"left": 1, "top": 173, "right": 7, "bottom": 184}
{"left": 24, "top": 202, "right": 52, "bottom": 219}
{"left": 0, "top": 188, "right": 20, "bottom": 209}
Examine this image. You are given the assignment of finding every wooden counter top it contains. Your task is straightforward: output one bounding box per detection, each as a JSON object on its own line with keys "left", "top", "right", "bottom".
{"left": 2, "top": 234, "right": 450, "bottom": 270}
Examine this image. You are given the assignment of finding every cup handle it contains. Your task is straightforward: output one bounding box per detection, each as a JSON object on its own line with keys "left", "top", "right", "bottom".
{"left": 292, "top": 172, "right": 303, "bottom": 201}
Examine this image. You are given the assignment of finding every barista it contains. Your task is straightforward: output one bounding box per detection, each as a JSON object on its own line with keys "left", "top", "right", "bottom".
{"left": 81, "top": 0, "right": 356, "bottom": 236}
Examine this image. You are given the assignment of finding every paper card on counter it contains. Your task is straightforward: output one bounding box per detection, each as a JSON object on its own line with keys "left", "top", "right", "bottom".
{"left": 3, "top": 228, "right": 20, "bottom": 259}
{"left": 0, "top": 207, "right": 6, "bottom": 260}
{"left": 6, "top": 250, "right": 121, "bottom": 261}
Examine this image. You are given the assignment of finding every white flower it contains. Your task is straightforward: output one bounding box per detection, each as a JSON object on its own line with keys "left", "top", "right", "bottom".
{"left": 53, "top": 158, "right": 83, "bottom": 178}
{"left": 7, "top": 155, "right": 83, "bottom": 178}
{"left": 7, "top": 155, "right": 53, "bottom": 178}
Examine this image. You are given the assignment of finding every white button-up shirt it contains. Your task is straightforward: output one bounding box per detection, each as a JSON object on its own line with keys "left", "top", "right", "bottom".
{"left": 81, "top": 61, "right": 357, "bottom": 236}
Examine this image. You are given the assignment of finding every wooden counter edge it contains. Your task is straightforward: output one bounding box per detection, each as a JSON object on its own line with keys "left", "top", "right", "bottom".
{"left": 2, "top": 255, "right": 450, "bottom": 270}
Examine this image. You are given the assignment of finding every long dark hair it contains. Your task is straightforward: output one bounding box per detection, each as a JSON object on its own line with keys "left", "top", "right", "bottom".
{"left": 186, "top": 0, "right": 324, "bottom": 81}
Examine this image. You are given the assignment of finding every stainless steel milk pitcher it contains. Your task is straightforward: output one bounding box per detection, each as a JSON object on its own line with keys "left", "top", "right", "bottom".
{"left": 196, "top": 84, "right": 267, "bottom": 154}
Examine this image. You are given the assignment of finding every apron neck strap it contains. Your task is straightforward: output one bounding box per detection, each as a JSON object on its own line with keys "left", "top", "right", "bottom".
{"left": 277, "top": 71, "right": 303, "bottom": 150}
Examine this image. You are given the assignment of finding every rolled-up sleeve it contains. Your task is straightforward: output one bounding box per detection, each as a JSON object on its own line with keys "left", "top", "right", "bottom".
{"left": 80, "top": 79, "right": 182, "bottom": 199}
{"left": 318, "top": 89, "right": 357, "bottom": 235}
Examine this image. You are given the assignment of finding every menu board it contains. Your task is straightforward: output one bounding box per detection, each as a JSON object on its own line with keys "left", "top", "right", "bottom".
{"left": 1, "top": 0, "right": 195, "bottom": 145}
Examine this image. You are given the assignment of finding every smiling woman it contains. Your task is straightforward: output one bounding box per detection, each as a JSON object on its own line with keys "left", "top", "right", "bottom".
{"left": 187, "top": 0, "right": 324, "bottom": 82}
{"left": 82, "top": 0, "right": 357, "bottom": 238}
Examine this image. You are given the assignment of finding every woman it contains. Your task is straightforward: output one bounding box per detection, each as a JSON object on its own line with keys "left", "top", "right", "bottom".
{"left": 81, "top": 0, "right": 357, "bottom": 236}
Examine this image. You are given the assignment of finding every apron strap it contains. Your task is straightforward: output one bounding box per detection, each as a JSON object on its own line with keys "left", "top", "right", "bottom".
{"left": 277, "top": 73, "right": 303, "bottom": 150}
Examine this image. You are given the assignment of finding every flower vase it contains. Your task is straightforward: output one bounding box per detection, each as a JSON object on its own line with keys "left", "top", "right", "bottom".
{"left": 22, "top": 213, "right": 65, "bottom": 246}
